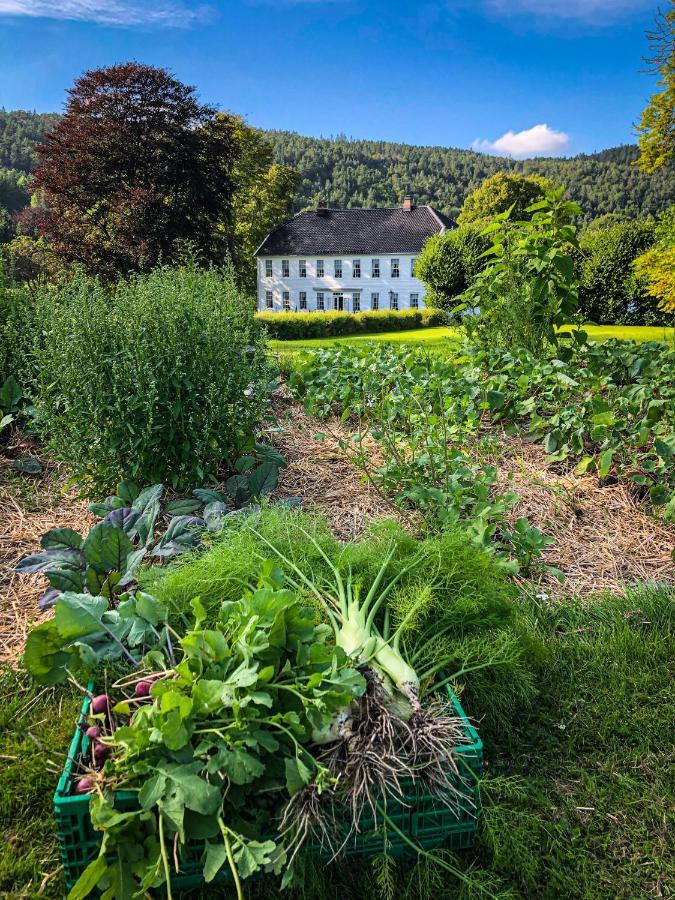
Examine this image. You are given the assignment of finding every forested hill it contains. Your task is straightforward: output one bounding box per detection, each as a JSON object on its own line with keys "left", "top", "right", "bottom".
{"left": 1, "top": 109, "right": 673, "bottom": 222}
{"left": 0, "top": 109, "right": 60, "bottom": 171}
{"left": 265, "top": 131, "right": 673, "bottom": 221}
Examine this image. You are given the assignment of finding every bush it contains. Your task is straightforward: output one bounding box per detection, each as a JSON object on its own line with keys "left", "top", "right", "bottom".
{"left": 31, "top": 264, "right": 271, "bottom": 492}
{"left": 462, "top": 188, "right": 583, "bottom": 357}
{"left": 0, "top": 261, "right": 35, "bottom": 387}
{"left": 415, "top": 226, "right": 489, "bottom": 311}
{"left": 256, "top": 307, "right": 448, "bottom": 340}
{"left": 633, "top": 204, "right": 675, "bottom": 315}
{"left": 577, "top": 219, "right": 674, "bottom": 325}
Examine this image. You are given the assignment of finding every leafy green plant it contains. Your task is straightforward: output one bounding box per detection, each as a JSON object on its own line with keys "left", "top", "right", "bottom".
{"left": 0, "top": 374, "right": 22, "bottom": 434}
{"left": 16, "top": 522, "right": 148, "bottom": 612}
{"left": 461, "top": 188, "right": 586, "bottom": 357}
{"left": 69, "top": 568, "right": 367, "bottom": 898}
{"left": 23, "top": 590, "right": 170, "bottom": 685}
{"left": 30, "top": 264, "right": 273, "bottom": 492}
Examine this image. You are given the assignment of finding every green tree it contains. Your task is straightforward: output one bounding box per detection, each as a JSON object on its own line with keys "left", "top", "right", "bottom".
{"left": 636, "top": 3, "right": 675, "bottom": 173}
{"left": 633, "top": 206, "right": 675, "bottom": 314}
{"left": 461, "top": 188, "right": 584, "bottom": 356}
{"left": 415, "top": 225, "right": 489, "bottom": 311}
{"left": 578, "top": 220, "right": 659, "bottom": 324}
{"left": 224, "top": 115, "right": 299, "bottom": 291}
{"left": 457, "top": 172, "right": 555, "bottom": 225}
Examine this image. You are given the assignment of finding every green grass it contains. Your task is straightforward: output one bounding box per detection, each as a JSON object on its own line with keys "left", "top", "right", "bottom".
{"left": 3, "top": 576, "right": 672, "bottom": 899}
{"left": 269, "top": 323, "right": 675, "bottom": 356}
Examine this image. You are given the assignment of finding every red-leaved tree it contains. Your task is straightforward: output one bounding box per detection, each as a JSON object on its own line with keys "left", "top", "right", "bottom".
{"left": 33, "top": 63, "right": 239, "bottom": 277}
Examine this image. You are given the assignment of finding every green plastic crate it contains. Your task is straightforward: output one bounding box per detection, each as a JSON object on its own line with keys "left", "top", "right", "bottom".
{"left": 54, "top": 685, "right": 482, "bottom": 892}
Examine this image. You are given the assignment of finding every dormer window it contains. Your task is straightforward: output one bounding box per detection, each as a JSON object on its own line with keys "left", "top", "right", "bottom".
{"left": 265, "top": 259, "right": 273, "bottom": 278}
{"left": 282, "top": 260, "right": 290, "bottom": 278}
{"left": 353, "top": 259, "right": 361, "bottom": 278}
{"left": 299, "top": 259, "right": 307, "bottom": 278}
{"left": 391, "top": 258, "right": 400, "bottom": 278}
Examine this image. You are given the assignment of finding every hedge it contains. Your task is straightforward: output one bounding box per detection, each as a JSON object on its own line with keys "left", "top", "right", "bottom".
{"left": 256, "top": 308, "right": 449, "bottom": 340}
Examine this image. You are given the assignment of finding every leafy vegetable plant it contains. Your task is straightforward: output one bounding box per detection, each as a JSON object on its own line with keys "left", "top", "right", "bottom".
{"left": 68, "top": 566, "right": 366, "bottom": 898}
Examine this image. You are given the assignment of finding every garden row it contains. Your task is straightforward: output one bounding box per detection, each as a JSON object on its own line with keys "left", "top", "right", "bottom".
{"left": 288, "top": 337, "right": 675, "bottom": 576}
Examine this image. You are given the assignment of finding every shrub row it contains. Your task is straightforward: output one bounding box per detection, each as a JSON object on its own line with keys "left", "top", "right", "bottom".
{"left": 256, "top": 307, "right": 448, "bottom": 340}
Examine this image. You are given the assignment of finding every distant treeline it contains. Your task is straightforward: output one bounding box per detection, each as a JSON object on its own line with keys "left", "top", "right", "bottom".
{"left": 265, "top": 130, "right": 674, "bottom": 222}
{"left": 1, "top": 109, "right": 673, "bottom": 227}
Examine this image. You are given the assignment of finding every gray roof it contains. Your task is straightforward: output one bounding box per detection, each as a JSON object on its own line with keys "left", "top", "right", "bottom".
{"left": 255, "top": 205, "right": 455, "bottom": 257}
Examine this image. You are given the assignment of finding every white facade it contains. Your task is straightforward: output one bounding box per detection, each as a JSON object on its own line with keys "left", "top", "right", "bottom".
{"left": 257, "top": 254, "right": 426, "bottom": 313}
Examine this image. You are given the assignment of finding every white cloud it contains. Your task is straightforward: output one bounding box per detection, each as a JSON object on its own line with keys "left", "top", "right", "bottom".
{"left": 479, "top": 0, "right": 654, "bottom": 24}
{"left": 0, "top": 0, "right": 210, "bottom": 27}
{"left": 473, "top": 123, "right": 570, "bottom": 158}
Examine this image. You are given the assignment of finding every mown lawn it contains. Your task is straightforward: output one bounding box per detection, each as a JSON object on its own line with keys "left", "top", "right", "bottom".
{"left": 269, "top": 323, "right": 675, "bottom": 355}
{"left": 2, "top": 585, "right": 672, "bottom": 899}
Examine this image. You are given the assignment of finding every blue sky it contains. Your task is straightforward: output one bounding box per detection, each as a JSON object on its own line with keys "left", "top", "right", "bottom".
{"left": 0, "top": 0, "right": 662, "bottom": 156}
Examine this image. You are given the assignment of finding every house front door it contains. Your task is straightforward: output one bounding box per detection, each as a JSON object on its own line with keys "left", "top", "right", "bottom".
{"left": 333, "top": 292, "right": 347, "bottom": 312}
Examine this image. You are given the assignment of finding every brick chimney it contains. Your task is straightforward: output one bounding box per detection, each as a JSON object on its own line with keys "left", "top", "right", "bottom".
{"left": 316, "top": 200, "right": 328, "bottom": 216}
{"left": 402, "top": 194, "right": 414, "bottom": 211}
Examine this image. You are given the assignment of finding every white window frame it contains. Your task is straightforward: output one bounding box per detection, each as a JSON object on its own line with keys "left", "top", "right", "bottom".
{"left": 281, "top": 259, "right": 290, "bottom": 278}
{"left": 411, "top": 257, "right": 417, "bottom": 277}
{"left": 352, "top": 259, "right": 361, "bottom": 278}
{"left": 334, "top": 259, "right": 343, "bottom": 278}
{"left": 265, "top": 259, "right": 273, "bottom": 278}
{"left": 391, "top": 258, "right": 400, "bottom": 278}
{"left": 265, "top": 290, "right": 273, "bottom": 309}
{"left": 282, "top": 291, "right": 291, "bottom": 311}
{"left": 317, "top": 291, "right": 325, "bottom": 311}
{"left": 299, "top": 259, "right": 307, "bottom": 278}
{"left": 371, "top": 292, "right": 379, "bottom": 310}
{"left": 410, "top": 293, "right": 419, "bottom": 309}
{"left": 316, "top": 259, "right": 324, "bottom": 277}
{"left": 389, "top": 291, "right": 399, "bottom": 310}
{"left": 371, "top": 258, "right": 380, "bottom": 278}
{"left": 353, "top": 293, "right": 361, "bottom": 312}
{"left": 299, "top": 291, "right": 307, "bottom": 310}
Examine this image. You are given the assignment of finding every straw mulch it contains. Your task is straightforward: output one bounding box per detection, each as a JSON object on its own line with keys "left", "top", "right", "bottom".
{"left": 0, "top": 453, "right": 95, "bottom": 665}
{"left": 491, "top": 434, "right": 675, "bottom": 596}
{"left": 267, "top": 397, "right": 407, "bottom": 541}
{"left": 2, "top": 407, "right": 673, "bottom": 664}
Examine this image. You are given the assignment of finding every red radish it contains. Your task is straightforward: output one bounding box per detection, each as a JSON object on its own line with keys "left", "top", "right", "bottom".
{"left": 74, "top": 777, "right": 94, "bottom": 794}
{"left": 91, "top": 694, "right": 109, "bottom": 715}
{"left": 92, "top": 741, "right": 111, "bottom": 767}
{"left": 134, "top": 680, "right": 151, "bottom": 697}
{"left": 85, "top": 725, "right": 101, "bottom": 740}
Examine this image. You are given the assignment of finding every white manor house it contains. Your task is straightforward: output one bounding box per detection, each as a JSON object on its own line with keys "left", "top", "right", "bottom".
{"left": 255, "top": 196, "right": 455, "bottom": 313}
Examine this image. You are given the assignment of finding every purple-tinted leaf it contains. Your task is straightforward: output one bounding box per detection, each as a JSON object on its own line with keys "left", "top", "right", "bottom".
{"left": 39, "top": 587, "right": 62, "bottom": 610}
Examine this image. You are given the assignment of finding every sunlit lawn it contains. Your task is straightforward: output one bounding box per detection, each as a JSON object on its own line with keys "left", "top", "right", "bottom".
{"left": 269, "top": 323, "right": 675, "bottom": 355}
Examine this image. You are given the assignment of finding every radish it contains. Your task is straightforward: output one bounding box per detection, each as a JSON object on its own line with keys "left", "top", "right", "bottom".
{"left": 92, "top": 741, "right": 111, "bottom": 767}
{"left": 74, "top": 777, "right": 94, "bottom": 795}
{"left": 85, "top": 725, "right": 101, "bottom": 740}
{"left": 134, "top": 680, "right": 151, "bottom": 697}
{"left": 91, "top": 694, "right": 109, "bottom": 715}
